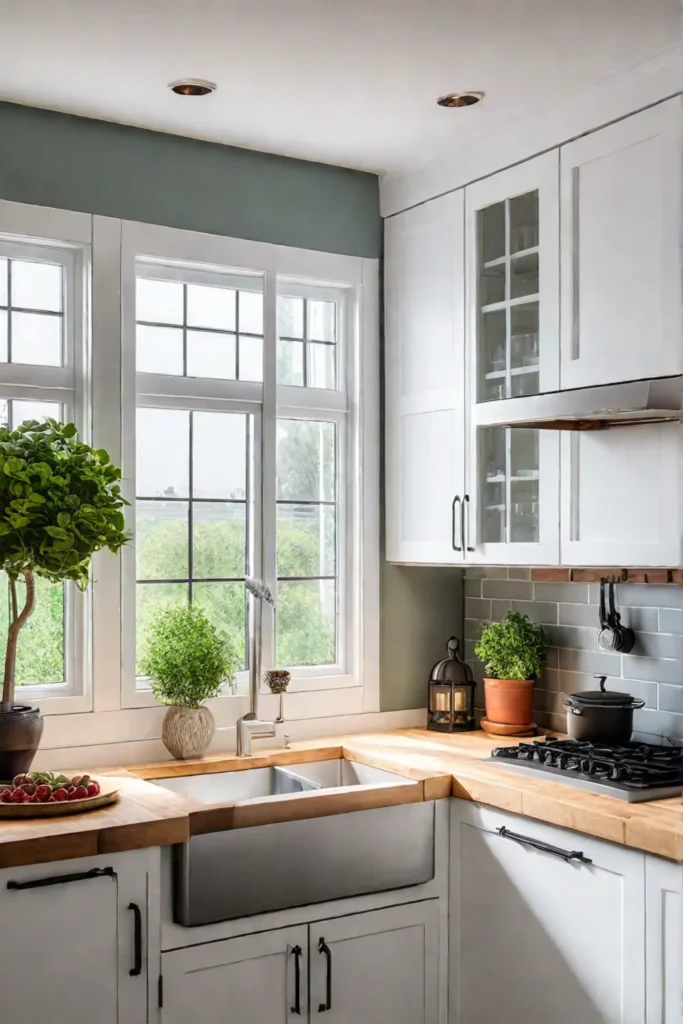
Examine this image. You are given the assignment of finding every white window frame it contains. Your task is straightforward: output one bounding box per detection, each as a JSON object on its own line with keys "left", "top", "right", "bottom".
{"left": 117, "top": 220, "right": 380, "bottom": 721}
{"left": 0, "top": 201, "right": 92, "bottom": 715}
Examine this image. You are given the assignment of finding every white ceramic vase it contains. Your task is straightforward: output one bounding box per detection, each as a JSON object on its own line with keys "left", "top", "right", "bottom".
{"left": 162, "top": 705, "right": 215, "bottom": 760}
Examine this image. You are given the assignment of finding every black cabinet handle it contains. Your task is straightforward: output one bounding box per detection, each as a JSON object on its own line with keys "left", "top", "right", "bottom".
{"left": 452, "top": 495, "right": 462, "bottom": 551}
{"left": 318, "top": 937, "right": 332, "bottom": 1012}
{"left": 128, "top": 902, "right": 142, "bottom": 977}
{"left": 7, "top": 866, "right": 116, "bottom": 891}
{"left": 464, "top": 494, "right": 475, "bottom": 553}
{"left": 290, "top": 945, "right": 303, "bottom": 1015}
{"left": 496, "top": 826, "right": 592, "bottom": 865}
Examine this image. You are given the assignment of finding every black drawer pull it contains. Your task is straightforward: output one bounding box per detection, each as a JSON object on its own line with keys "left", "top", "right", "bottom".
{"left": 318, "top": 937, "right": 332, "bottom": 1012}
{"left": 290, "top": 945, "right": 303, "bottom": 1015}
{"left": 7, "top": 866, "right": 116, "bottom": 891}
{"left": 496, "top": 826, "right": 592, "bottom": 865}
{"left": 128, "top": 902, "right": 143, "bottom": 976}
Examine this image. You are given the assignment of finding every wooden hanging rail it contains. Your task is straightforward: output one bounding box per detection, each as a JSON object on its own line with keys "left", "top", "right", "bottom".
{"left": 529, "top": 567, "right": 683, "bottom": 585}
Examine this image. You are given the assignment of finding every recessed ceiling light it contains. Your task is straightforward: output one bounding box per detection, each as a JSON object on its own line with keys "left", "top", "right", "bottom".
{"left": 168, "top": 79, "right": 217, "bottom": 97}
{"left": 437, "top": 91, "right": 484, "bottom": 108}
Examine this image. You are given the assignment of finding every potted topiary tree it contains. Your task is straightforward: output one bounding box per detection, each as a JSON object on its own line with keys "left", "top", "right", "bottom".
{"left": 475, "top": 611, "right": 551, "bottom": 736}
{"left": 141, "top": 605, "right": 239, "bottom": 760}
{"left": 0, "top": 419, "right": 129, "bottom": 779}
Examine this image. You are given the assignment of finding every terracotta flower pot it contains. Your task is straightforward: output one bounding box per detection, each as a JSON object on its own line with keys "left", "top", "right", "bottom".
{"left": 0, "top": 705, "right": 44, "bottom": 782}
{"left": 162, "top": 705, "right": 215, "bottom": 760}
{"left": 483, "top": 678, "right": 535, "bottom": 727}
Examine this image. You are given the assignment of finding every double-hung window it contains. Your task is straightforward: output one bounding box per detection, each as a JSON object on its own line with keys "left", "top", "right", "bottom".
{"left": 0, "top": 233, "right": 87, "bottom": 708}
{"left": 122, "top": 226, "right": 378, "bottom": 716}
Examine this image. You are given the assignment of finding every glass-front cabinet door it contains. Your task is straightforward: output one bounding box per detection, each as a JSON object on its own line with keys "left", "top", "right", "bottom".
{"left": 464, "top": 152, "right": 560, "bottom": 564}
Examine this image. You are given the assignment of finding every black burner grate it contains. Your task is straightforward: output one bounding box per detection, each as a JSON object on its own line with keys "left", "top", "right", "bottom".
{"left": 491, "top": 738, "right": 683, "bottom": 789}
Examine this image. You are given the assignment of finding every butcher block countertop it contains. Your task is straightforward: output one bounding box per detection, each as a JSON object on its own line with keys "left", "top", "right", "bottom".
{"left": 3, "top": 729, "right": 683, "bottom": 868}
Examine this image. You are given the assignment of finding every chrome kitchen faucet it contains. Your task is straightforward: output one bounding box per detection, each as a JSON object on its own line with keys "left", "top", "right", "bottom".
{"left": 236, "top": 577, "right": 277, "bottom": 756}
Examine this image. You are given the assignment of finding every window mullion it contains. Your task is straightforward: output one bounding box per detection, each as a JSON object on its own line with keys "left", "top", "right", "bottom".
{"left": 259, "top": 271, "right": 278, "bottom": 673}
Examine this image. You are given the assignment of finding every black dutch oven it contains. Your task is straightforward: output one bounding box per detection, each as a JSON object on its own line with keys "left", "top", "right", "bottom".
{"left": 563, "top": 676, "right": 645, "bottom": 744}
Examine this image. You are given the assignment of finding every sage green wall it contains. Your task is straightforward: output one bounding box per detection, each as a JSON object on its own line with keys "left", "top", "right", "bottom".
{"left": 0, "top": 102, "right": 463, "bottom": 711}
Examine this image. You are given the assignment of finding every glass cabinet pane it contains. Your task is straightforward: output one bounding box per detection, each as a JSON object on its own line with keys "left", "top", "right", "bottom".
{"left": 477, "top": 189, "right": 540, "bottom": 403}
{"left": 480, "top": 427, "right": 539, "bottom": 544}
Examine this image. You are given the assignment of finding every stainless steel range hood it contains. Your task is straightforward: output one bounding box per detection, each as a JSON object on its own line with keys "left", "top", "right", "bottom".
{"left": 475, "top": 377, "right": 683, "bottom": 431}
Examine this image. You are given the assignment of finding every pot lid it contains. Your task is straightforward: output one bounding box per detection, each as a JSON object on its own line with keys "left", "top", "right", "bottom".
{"left": 430, "top": 637, "right": 474, "bottom": 684}
{"left": 566, "top": 676, "right": 635, "bottom": 707}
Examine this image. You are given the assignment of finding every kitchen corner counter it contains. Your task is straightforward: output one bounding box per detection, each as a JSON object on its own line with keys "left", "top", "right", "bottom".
{"left": 4, "top": 729, "right": 683, "bottom": 869}
{"left": 0, "top": 769, "right": 190, "bottom": 869}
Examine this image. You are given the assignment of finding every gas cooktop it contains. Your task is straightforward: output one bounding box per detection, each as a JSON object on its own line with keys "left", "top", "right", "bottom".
{"left": 488, "top": 738, "right": 683, "bottom": 802}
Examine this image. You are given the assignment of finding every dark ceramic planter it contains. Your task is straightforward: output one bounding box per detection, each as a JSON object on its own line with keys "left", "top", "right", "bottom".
{"left": 0, "top": 705, "right": 44, "bottom": 782}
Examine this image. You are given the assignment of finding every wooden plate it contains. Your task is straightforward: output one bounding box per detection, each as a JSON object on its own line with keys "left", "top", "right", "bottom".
{"left": 0, "top": 776, "right": 119, "bottom": 818}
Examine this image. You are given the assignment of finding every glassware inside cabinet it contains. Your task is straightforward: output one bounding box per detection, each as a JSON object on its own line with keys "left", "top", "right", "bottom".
{"left": 477, "top": 189, "right": 540, "bottom": 403}
{"left": 480, "top": 427, "right": 539, "bottom": 545}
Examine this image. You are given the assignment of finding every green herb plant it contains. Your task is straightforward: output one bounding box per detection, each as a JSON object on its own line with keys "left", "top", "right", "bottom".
{"left": 141, "top": 605, "right": 239, "bottom": 709}
{"left": 0, "top": 419, "right": 129, "bottom": 709}
{"left": 475, "top": 611, "right": 550, "bottom": 681}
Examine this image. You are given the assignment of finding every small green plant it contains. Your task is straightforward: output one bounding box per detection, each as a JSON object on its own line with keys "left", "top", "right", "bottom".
{"left": 141, "top": 605, "right": 239, "bottom": 708}
{"left": 475, "top": 611, "right": 550, "bottom": 681}
{"left": 0, "top": 419, "right": 129, "bottom": 708}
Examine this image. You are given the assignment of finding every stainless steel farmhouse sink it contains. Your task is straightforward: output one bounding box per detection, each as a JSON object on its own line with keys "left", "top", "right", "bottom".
{"left": 156, "top": 758, "right": 436, "bottom": 926}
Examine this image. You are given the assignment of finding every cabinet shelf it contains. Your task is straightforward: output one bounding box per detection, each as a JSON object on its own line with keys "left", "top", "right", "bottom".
{"left": 481, "top": 294, "right": 540, "bottom": 314}
{"left": 482, "top": 245, "right": 539, "bottom": 270}
{"left": 484, "top": 365, "right": 539, "bottom": 380}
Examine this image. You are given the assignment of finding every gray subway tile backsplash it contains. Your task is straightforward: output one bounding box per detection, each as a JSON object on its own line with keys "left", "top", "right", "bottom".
{"left": 464, "top": 569, "right": 683, "bottom": 742}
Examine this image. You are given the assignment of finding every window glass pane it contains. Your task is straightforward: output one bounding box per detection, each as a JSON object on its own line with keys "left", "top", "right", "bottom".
{"left": 193, "top": 581, "right": 246, "bottom": 669}
{"left": 136, "top": 583, "right": 188, "bottom": 673}
{"left": 136, "top": 277, "right": 184, "bottom": 324}
{"left": 137, "top": 325, "right": 184, "bottom": 375}
{"left": 12, "top": 311, "right": 62, "bottom": 366}
{"left": 5, "top": 577, "right": 65, "bottom": 686}
{"left": 308, "top": 300, "right": 335, "bottom": 342}
{"left": 278, "top": 296, "right": 304, "bottom": 339}
{"left": 0, "top": 310, "right": 7, "bottom": 362}
{"left": 136, "top": 500, "right": 189, "bottom": 580}
{"left": 186, "top": 329, "right": 236, "bottom": 380}
{"left": 480, "top": 201, "right": 506, "bottom": 263}
{"left": 0, "top": 259, "right": 7, "bottom": 306}
{"left": 11, "top": 260, "right": 63, "bottom": 312}
{"left": 193, "top": 502, "right": 246, "bottom": 579}
{"left": 276, "top": 580, "right": 335, "bottom": 667}
{"left": 239, "top": 290, "right": 263, "bottom": 335}
{"left": 277, "top": 339, "right": 304, "bottom": 386}
{"left": 238, "top": 336, "right": 263, "bottom": 382}
{"left": 193, "top": 412, "right": 247, "bottom": 500}
{"left": 187, "top": 284, "right": 236, "bottom": 331}
{"left": 11, "top": 400, "right": 61, "bottom": 427}
{"left": 277, "top": 420, "right": 335, "bottom": 502}
{"left": 308, "top": 343, "right": 336, "bottom": 390}
{"left": 277, "top": 504, "right": 335, "bottom": 578}
{"left": 137, "top": 408, "right": 190, "bottom": 498}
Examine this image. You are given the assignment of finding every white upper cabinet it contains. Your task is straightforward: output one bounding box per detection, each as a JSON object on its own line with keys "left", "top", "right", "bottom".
{"left": 385, "top": 190, "right": 465, "bottom": 564}
{"left": 464, "top": 153, "right": 560, "bottom": 564}
{"left": 560, "top": 98, "right": 682, "bottom": 390}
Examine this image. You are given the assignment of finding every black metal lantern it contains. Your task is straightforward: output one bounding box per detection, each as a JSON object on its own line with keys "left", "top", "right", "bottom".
{"left": 428, "top": 637, "right": 476, "bottom": 733}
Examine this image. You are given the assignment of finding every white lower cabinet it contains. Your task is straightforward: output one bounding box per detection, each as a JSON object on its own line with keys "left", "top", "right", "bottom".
{"left": 0, "top": 850, "right": 152, "bottom": 1024}
{"left": 645, "top": 854, "right": 683, "bottom": 1024}
{"left": 160, "top": 901, "right": 440, "bottom": 1024}
{"left": 450, "top": 802, "right": 646, "bottom": 1024}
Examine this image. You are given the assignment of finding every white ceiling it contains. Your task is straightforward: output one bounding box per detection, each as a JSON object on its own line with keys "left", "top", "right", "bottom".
{"left": 0, "top": 0, "right": 678, "bottom": 176}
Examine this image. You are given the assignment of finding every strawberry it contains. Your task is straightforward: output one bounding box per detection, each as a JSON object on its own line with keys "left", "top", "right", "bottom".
{"left": 48, "top": 796, "right": 57, "bottom": 802}
{"left": 22, "top": 783, "right": 36, "bottom": 797}
{"left": 73, "top": 786, "right": 88, "bottom": 800}
{"left": 35, "top": 785, "right": 51, "bottom": 802}
{"left": 12, "top": 774, "right": 29, "bottom": 788}
{"left": 86, "top": 781, "right": 100, "bottom": 798}
{"left": 9, "top": 789, "right": 26, "bottom": 803}
{"left": 0, "top": 789, "right": 12, "bottom": 802}
{"left": 27, "top": 795, "right": 38, "bottom": 802}
{"left": 66, "top": 785, "right": 75, "bottom": 795}
{"left": 53, "top": 788, "right": 68, "bottom": 802}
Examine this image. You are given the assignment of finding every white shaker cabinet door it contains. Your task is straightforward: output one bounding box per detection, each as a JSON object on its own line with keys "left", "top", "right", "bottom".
{"left": 161, "top": 926, "right": 308, "bottom": 1024}
{"left": 645, "top": 855, "right": 683, "bottom": 1024}
{"left": 560, "top": 97, "right": 682, "bottom": 390}
{"left": 309, "top": 901, "right": 440, "bottom": 1024}
{"left": 384, "top": 190, "right": 466, "bottom": 564}
{"left": 450, "top": 802, "right": 645, "bottom": 1024}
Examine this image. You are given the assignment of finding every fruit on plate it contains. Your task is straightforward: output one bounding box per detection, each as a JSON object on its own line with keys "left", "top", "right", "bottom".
{"left": 0, "top": 771, "right": 101, "bottom": 805}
